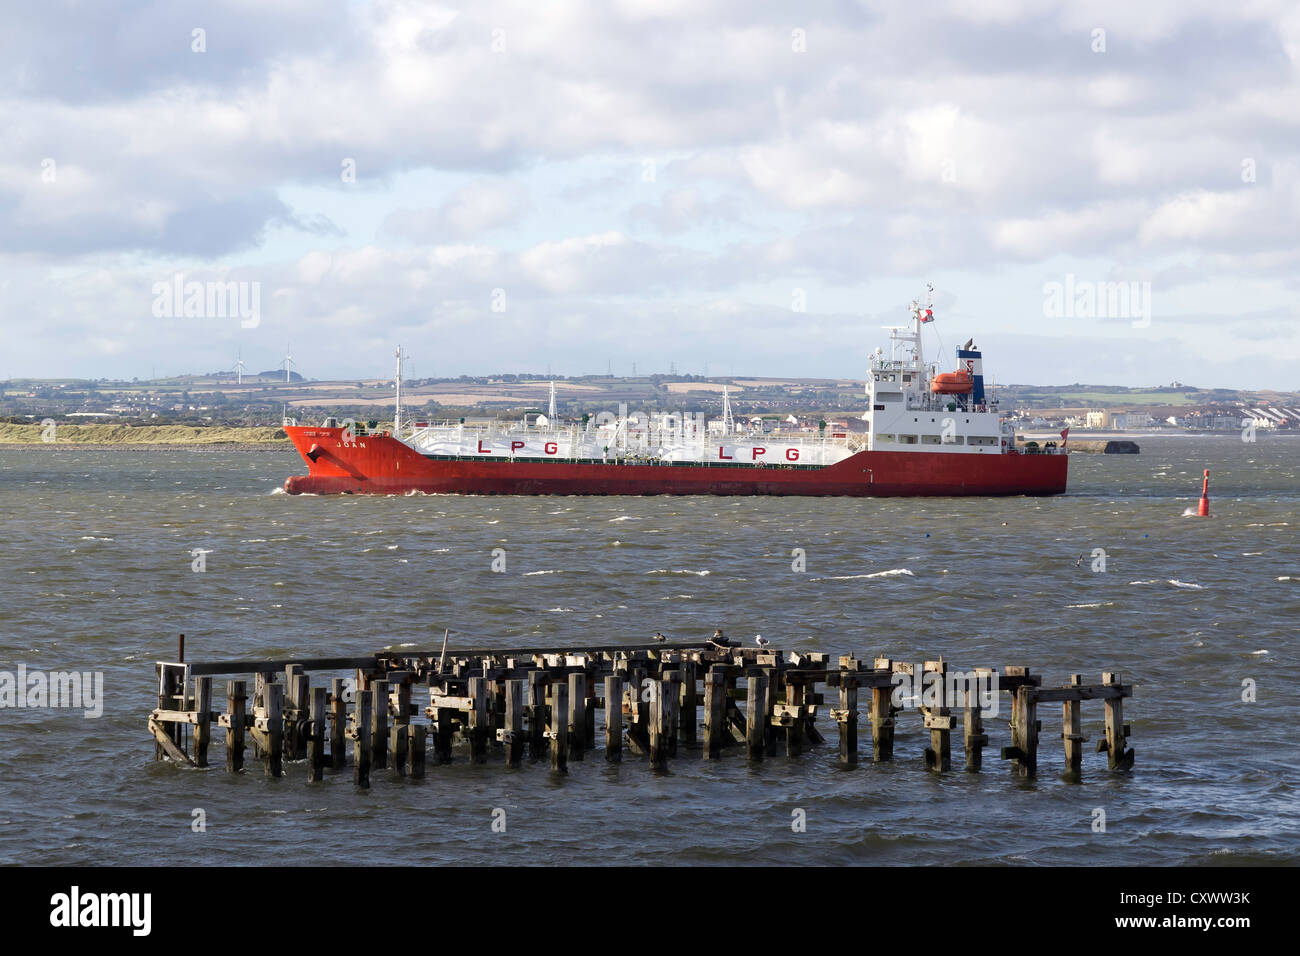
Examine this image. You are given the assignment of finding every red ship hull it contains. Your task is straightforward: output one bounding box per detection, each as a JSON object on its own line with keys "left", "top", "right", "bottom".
{"left": 283, "top": 426, "right": 1068, "bottom": 496}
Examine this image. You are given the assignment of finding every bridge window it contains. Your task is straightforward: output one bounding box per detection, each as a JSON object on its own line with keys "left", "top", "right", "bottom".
{"left": 899, "top": 435, "right": 918, "bottom": 444}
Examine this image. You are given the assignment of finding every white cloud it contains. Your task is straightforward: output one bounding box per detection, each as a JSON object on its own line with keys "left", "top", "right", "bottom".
{"left": 1, "top": 0, "right": 1298, "bottom": 386}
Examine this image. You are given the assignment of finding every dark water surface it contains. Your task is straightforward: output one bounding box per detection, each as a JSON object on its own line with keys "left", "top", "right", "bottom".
{"left": 1, "top": 436, "right": 1296, "bottom": 865}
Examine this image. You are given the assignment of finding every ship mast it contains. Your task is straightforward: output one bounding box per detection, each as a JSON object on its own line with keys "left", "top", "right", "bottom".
{"left": 722, "top": 385, "right": 734, "bottom": 434}
{"left": 547, "top": 380, "right": 557, "bottom": 424}
{"left": 393, "top": 345, "right": 403, "bottom": 437}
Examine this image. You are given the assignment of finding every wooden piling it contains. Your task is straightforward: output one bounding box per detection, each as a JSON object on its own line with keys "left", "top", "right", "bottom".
{"left": 763, "top": 668, "right": 779, "bottom": 756}
{"left": 329, "top": 678, "right": 346, "bottom": 770}
{"left": 193, "top": 676, "right": 212, "bottom": 768}
{"left": 662, "top": 670, "right": 681, "bottom": 758}
{"left": 1007, "top": 684, "right": 1039, "bottom": 776}
{"left": 626, "top": 666, "right": 649, "bottom": 754}
{"left": 251, "top": 671, "right": 267, "bottom": 761}
{"left": 870, "top": 658, "right": 896, "bottom": 761}
{"left": 265, "top": 682, "right": 283, "bottom": 777}
{"left": 784, "top": 678, "right": 804, "bottom": 758}
{"left": 354, "top": 689, "right": 372, "bottom": 788}
{"left": 584, "top": 670, "right": 597, "bottom": 751}
{"left": 528, "top": 671, "right": 547, "bottom": 761}
{"left": 703, "top": 669, "right": 725, "bottom": 759}
{"left": 410, "top": 724, "right": 427, "bottom": 778}
{"left": 923, "top": 659, "right": 952, "bottom": 772}
{"left": 224, "top": 679, "right": 245, "bottom": 772}
{"left": 469, "top": 676, "right": 489, "bottom": 763}
{"left": 963, "top": 668, "right": 990, "bottom": 772}
{"left": 371, "top": 679, "right": 389, "bottom": 771}
{"left": 649, "top": 679, "right": 668, "bottom": 770}
{"left": 391, "top": 677, "right": 411, "bottom": 777}
{"left": 679, "top": 660, "right": 698, "bottom": 748}
{"left": 286, "top": 664, "right": 307, "bottom": 760}
{"left": 568, "top": 672, "right": 586, "bottom": 761}
{"left": 550, "top": 681, "right": 568, "bottom": 773}
{"left": 724, "top": 673, "right": 747, "bottom": 745}
{"left": 307, "top": 686, "right": 326, "bottom": 782}
{"left": 155, "top": 663, "right": 184, "bottom": 761}
{"left": 491, "top": 678, "right": 506, "bottom": 751}
{"left": 1101, "top": 672, "right": 1134, "bottom": 771}
{"left": 504, "top": 679, "right": 525, "bottom": 768}
{"left": 1062, "top": 673, "right": 1085, "bottom": 777}
{"left": 746, "top": 673, "right": 768, "bottom": 761}
{"left": 604, "top": 675, "right": 622, "bottom": 762}
{"left": 435, "top": 707, "right": 455, "bottom": 764}
{"left": 836, "top": 680, "right": 858, "bottom": 767}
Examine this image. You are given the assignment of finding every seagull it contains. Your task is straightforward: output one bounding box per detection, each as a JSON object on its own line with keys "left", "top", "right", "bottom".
{"left": 708, "top": 628, "right": 733, "bottom": 649}
{"left": 755, "top": 635, "right": 769, "bottom": 647}
{"left": 652, "top": 632, "right": 666, "bottom": 643}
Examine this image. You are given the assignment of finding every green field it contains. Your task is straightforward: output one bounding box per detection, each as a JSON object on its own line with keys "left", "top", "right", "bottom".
{"left": 1022, "top": 391, "right": 1198, "bottom": 406}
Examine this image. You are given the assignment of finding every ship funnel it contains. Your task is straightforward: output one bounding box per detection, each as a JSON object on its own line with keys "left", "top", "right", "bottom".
{"left": 956, "top": 345, "right": 984, "bottom": 404}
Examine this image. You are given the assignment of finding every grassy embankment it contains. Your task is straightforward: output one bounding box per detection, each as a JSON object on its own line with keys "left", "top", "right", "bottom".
{"left": 0, "top": 423, "right": 289, "bottom": 444}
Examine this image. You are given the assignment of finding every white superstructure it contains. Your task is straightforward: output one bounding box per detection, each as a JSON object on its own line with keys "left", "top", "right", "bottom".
{"left": 865, "top": 293, "right": 1010, "bottom": 454}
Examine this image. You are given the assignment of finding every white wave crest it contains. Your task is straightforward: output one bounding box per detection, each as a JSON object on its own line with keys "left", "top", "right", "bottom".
{"left": 824, "top": 568, "right": 915, "bottom": 581}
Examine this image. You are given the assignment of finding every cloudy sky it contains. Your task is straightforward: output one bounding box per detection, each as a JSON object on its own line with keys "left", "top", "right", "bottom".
{"left": 3, "top": 0, "right": 1298, "bottom": 389}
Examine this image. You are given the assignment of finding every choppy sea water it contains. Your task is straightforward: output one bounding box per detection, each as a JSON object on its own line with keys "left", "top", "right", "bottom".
{"left": 0, "top": 436, "right": 1296, "bottom": 866}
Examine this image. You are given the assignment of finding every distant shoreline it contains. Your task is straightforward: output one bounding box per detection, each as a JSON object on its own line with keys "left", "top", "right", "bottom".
{"left": 1021, "top": 430, "right": 1298, "bottom": 440}
{"left": 0, "top": 441, "right": 290, "bottom": 451}
{"left": 0, "top": 423, "right": 290, "bottom": 447}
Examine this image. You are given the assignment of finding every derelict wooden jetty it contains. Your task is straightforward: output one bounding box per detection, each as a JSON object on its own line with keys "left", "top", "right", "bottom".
{"left": 148, "top": 638, "right": 1135, "bottom": 785}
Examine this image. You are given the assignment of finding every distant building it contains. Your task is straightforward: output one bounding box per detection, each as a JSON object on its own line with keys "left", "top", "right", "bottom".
{"left": 1085, "top": 410, "right": 1110, "bottom": 429}
{"left": 1111, "top": 413, "right": 1153, "bottom": 430}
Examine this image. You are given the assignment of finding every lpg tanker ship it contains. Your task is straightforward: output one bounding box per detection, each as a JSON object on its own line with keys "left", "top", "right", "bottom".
{"left": 283, "top": 295, "right": 1068, "bottom": 497}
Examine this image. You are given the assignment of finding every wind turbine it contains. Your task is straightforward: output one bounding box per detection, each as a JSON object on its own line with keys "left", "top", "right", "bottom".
{"left": 234, "top": 349, "right": 246, "bottom": 385}
{"left": 282, "top": 343, "right": 295, "bottom": 383}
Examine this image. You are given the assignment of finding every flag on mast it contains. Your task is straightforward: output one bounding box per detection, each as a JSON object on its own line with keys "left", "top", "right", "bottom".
{"left": 1060, "top": 427, "right": 1069, "bottom": 445}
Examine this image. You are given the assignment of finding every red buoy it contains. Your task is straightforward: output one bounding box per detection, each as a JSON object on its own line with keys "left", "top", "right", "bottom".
{"left": 1197, "top": 469, "right": 1210, "bottom": 517}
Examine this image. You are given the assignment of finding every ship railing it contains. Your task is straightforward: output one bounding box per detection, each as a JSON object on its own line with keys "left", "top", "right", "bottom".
{"left": 907, "top": 400, "right": 994, "bottom": 414}
{"left": 1013, "top": 442, "right": 1067, "bottom": 455}
{"left": 406, "top": 421, "right": 856, "bottom": 448}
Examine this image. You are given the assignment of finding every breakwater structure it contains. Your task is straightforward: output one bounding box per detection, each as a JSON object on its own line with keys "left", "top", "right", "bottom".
{"left": 148, "top": 639, "right": 1135, "bottom": 785}
{"left": 1017, "top": 436, "right": 1140, "bottom": 454}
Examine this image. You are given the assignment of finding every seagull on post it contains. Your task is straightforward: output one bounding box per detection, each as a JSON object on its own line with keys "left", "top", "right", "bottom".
{"left": 755, "top": 635, "right": 769, "bottom": 647}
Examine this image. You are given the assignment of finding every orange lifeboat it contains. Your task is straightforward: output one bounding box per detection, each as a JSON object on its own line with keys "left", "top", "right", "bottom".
{"left": 930, "top": 370, "right": 974, "bottom": 394}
